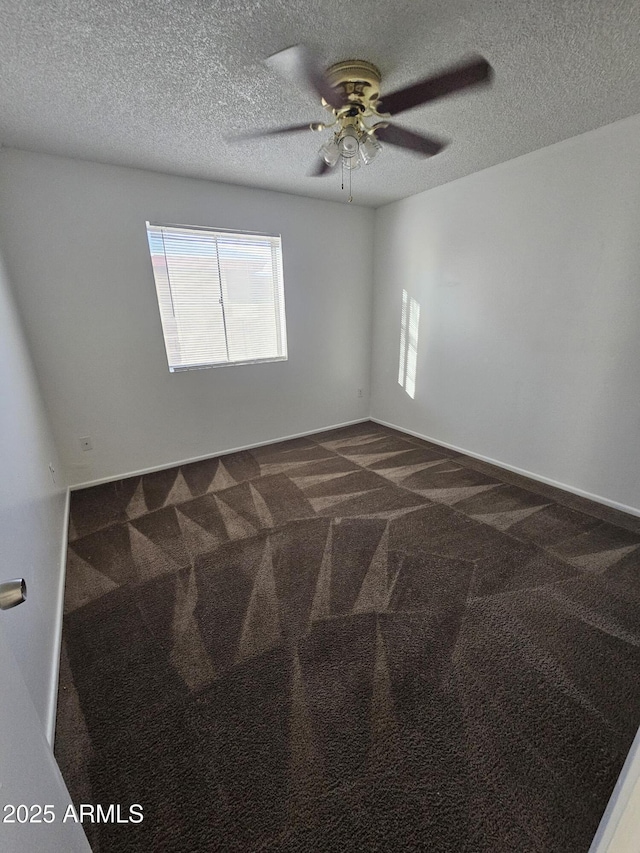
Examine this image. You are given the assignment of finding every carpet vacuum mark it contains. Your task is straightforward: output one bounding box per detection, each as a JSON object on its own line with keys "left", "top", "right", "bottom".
{"left": 56, "top": 422, "right": 640, "bottom": 852}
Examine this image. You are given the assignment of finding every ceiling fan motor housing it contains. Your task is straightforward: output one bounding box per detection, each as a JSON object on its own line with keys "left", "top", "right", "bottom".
{"left": 325, "top": 59, "right": 382, "bottom": 109}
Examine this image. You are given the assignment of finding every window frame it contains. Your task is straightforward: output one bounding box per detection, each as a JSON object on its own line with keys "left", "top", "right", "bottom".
{"left": 146, "top": 221, "right": 288, "bottom": 373}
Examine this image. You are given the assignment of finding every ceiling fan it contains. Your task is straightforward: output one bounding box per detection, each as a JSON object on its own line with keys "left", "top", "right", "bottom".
{"left": 238, "top": 45, "right": 493, "bottom": 199}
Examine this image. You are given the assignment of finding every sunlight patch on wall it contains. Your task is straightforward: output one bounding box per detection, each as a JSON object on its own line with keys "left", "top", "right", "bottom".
{"left": 398, "top": 289, "right": 420, "bottom": 399}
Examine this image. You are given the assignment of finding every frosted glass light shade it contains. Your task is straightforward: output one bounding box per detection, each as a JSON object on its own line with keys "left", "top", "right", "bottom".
{"left": 319, "top": 138, "right": 340, "bottom": 166}
{"left": 338, "top": 129, "right": 359, "bottom": 159}
{"left": 360, "top": 134, "right": 382, "bottom": 165}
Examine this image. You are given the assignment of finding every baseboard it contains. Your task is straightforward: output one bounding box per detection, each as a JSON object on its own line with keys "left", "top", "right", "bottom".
{"left": 371, "top": 417, "right": 640, "bottom": 519}
{"left": 70, "top": 418, "right": 371, "bottom": 490}
{"left": 46, "top": 486, "right": 70, "bottom": 746}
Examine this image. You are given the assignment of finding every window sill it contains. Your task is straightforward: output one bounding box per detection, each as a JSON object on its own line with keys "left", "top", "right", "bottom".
{"left": 169, "top": 356, "right": 288, "bottom": 373}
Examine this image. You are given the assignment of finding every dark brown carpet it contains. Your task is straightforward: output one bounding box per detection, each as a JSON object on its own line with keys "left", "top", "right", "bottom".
{"left": 55, "top": 422, "right": 640, "bottom": 852}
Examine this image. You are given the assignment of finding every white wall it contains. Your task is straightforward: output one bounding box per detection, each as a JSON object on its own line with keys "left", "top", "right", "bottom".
{"left": 0, "top": 150, "right": 374, "bottom": 486}
{"left": 371, "top": 113, "right": 640, "bottom": 515}
{"left": 0, "top": 243, "right": 67, "bottom": 735}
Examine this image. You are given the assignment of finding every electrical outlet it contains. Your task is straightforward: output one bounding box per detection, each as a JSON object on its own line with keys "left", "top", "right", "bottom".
{"left": 80, "top": 436, "right": 93, "bottom": 452}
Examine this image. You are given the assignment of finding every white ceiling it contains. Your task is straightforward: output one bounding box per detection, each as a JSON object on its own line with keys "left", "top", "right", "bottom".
{"left": 1, "top": 0, "right": 640, "bottom": 207}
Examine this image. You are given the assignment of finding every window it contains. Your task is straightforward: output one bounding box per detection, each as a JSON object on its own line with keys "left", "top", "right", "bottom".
{"left": 146, "top": 222, "right": 287, "bottom": 372}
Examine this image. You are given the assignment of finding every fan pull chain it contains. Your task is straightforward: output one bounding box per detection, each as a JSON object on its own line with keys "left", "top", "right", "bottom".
{"left": 339, "top": 157, "right": 353, "bottom": 203}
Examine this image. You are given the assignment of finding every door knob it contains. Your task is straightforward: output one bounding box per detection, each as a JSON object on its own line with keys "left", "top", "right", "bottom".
{"left": 0, "top": 579, "right": 27, "bottom": 610}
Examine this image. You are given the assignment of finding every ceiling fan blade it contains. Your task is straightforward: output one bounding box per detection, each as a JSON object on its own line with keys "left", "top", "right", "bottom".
{"left": 309, "top": 158, "right": 334, "bottom": 177}
{"left": 266, "top": 45, "right": 347, "bottom": 110}
{"left": 379, "top": 56, "right": 493, "bottom": 116}
{"left": 374, "top": 125, "right": 446, "bottom": 157}
{"left": 234, "top": 123, "right": 314, "bottom": 140}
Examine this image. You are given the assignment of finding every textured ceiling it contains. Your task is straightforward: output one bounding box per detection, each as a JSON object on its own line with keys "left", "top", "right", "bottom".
{"left": 1, "top": 0, "right": 640, "bottom": 206}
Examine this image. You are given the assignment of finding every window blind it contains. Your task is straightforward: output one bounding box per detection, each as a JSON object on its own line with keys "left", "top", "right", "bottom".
{"left": 146, "top": 223, "right": 287, "bottom": 372}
